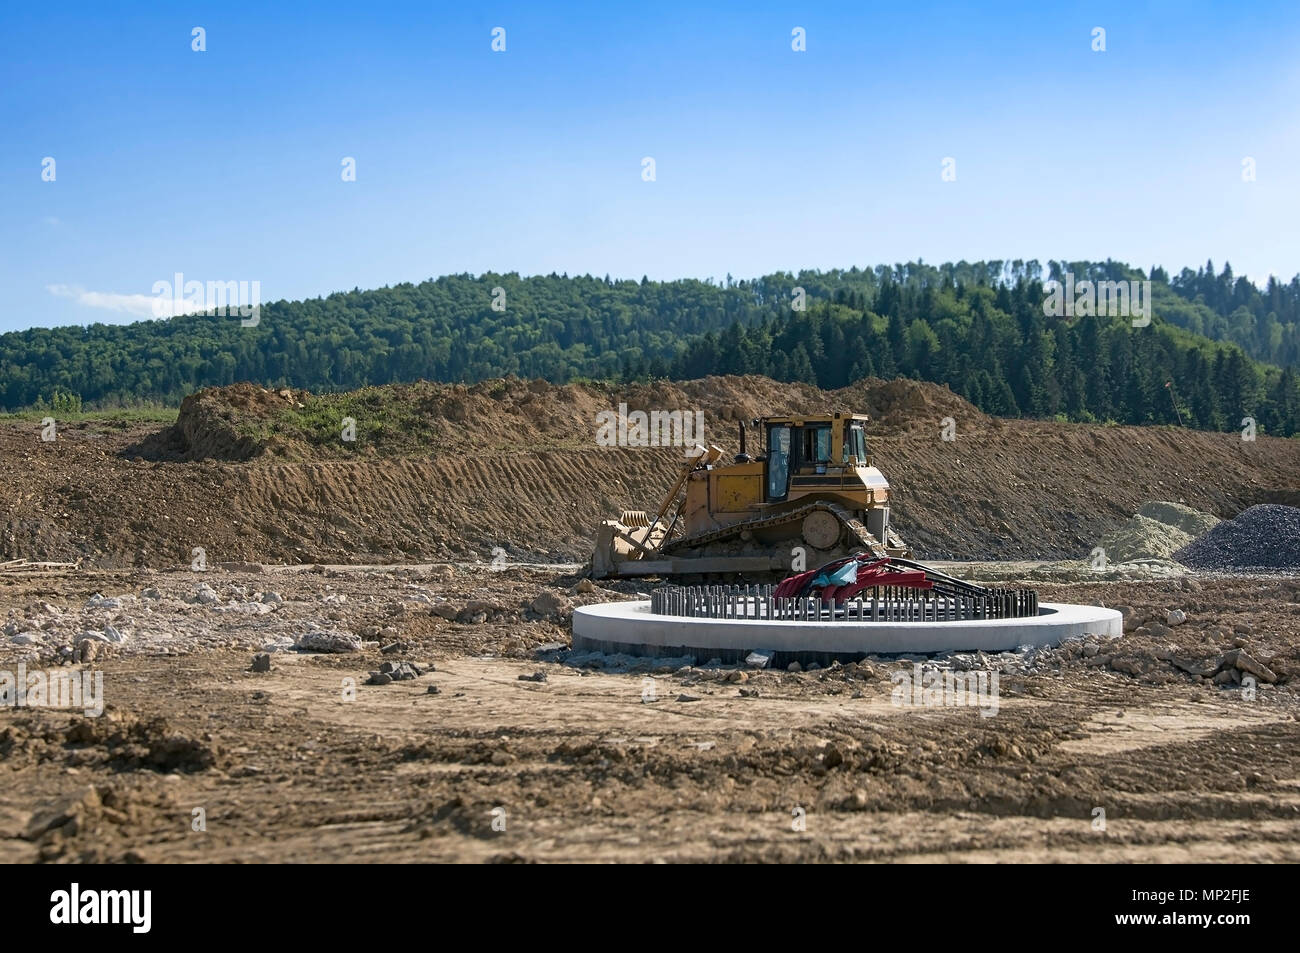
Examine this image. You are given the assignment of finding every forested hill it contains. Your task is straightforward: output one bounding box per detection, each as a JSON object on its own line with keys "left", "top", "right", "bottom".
{"left": 3, "top": 260, "right": 1299, "bottom": 435}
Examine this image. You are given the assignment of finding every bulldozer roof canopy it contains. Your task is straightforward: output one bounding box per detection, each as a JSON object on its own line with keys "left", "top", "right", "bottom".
{"left": 760, "top": 413, "right": 870, "bottom": 426}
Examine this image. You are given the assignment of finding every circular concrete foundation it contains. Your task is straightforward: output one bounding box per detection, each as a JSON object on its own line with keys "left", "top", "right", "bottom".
{"left": 572, "top": 600, "right": 1122, "bottom": 664}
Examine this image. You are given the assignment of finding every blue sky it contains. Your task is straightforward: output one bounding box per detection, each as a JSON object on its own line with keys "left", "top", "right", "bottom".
{"left": 2, "top": 0, "right": 1299, "bottom": 332}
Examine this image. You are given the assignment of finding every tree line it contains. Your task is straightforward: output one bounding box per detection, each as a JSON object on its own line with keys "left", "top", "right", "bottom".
{"left": 648, "top": 275, "right": 1300, "bottom": 436}
{"left": 1, "top": 262, "right": 1297, "bottom": 435}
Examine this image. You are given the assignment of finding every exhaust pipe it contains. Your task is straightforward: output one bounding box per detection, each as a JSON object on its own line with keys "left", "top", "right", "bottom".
{"left": 735, "top": 421, "right": 751, "bottom": 463}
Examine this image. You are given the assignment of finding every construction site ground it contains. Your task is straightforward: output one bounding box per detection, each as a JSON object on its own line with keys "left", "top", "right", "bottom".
{"left": 3, "top": 562, "right": 1298, "bottom": 863}
{"left": 1, "top": 376, "right": 1298, "bottom": 862}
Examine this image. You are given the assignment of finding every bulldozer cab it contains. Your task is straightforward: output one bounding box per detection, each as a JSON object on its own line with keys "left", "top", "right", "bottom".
{"left": 763, "top": 414, "right": 871, "bottom": 502}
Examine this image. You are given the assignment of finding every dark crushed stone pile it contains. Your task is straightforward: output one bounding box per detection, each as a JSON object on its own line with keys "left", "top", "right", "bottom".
{"left": 1175, "top": 504, "right": 1300, "bottom": 571}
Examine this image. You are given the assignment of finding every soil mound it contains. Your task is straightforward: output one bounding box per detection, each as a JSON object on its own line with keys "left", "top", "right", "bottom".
{"left": 1100, "top": 514, "right": 1195, "bottom": 563}
{"left": 1097, "top": 501, "right": 1220, "bottom": 563}
{"left": 128, "top": 383, "right": 306, "bottom": 461}
{"left": 1136, "top": 501, "right": 1220, "bottom": 538}
{"left": 130, "top": 375, "right": 985, "bottom": 463}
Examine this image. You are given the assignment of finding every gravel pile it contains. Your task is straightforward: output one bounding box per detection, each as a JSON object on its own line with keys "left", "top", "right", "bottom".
{"left": 1175, "top": 504, "right": 1300, "bottom": 571}
{"left": 1098, "top": 500, "right": 1219, "bottom": 564}
{"left": 1135, "top": 501, "right": 1220, "bottom": 538}
{"left": 1100, "top": 514, "right": 1194, "bottom": 563}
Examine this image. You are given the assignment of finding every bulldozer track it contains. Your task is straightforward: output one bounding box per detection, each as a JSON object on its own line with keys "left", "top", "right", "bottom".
{"left": 661, "top": 500, "right": 888, "bottom": 558}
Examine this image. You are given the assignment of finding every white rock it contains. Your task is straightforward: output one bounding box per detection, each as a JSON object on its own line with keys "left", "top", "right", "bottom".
{"left": 1166, "top": 609, "right": 1187, "bottom": 626}
{"left": 192, "top": 584, "right": 221, "bottom": 605}
{"left": 214, "top": 601, "right": 274, "bottom": 615}
{"left": 295, "top": 630, "right": 362, "bottom": 653}
{"left": 86, "top": 593, "right": 126, "bottom": 609}
{"left": 261, "top": 591, "right": 284, "bottom": 605}
{"left": 103, "top": 625, "right": 127, "bottom": 643}
{"left": 10, "top": 632, "right": 39, "bottom": 645}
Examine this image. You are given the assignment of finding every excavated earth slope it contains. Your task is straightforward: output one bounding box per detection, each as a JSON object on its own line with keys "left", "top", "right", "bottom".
{"left": 2, "top": 375, "right": 1298, "bottom": 568}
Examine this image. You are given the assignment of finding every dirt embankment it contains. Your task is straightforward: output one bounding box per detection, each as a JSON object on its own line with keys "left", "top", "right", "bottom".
{"left": 1, "top": 375, "right": 1298, "bottom": 567}
{"left": 131, "top": 376, "right": 984, "bottom": 463}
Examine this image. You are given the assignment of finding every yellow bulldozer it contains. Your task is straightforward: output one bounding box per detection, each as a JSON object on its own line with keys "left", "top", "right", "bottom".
{"left": 591, "top": 412, "right": 910, "bottom": 578}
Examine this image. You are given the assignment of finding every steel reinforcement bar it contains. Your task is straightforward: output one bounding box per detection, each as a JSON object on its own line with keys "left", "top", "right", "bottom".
{"left": 649, "top": 584, "right": 1039, "bottom": 622}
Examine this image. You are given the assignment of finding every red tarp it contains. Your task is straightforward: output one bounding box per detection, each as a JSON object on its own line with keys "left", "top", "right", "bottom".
{"left": 775, "top": 555, "right": 935, "bottom": 604}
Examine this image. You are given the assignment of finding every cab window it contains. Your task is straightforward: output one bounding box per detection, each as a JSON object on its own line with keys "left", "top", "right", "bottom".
{"left": 843, "top": 424, "right": 867, "bottom": 463}
{"left": 766, "top": 424, "right": 791, "bottom": 500}
{"left": 800, "top": 425, "right": 831, "bottom": 466}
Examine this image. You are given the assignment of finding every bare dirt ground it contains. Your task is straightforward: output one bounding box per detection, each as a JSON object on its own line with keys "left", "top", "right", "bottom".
{"left": 2, "top": 563, "right": 1298, "bottom": 863}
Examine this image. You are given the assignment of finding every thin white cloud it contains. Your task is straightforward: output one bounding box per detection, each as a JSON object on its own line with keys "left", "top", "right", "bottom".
{"left": 45, "top": 284, "right": 204, "bottom": 319}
